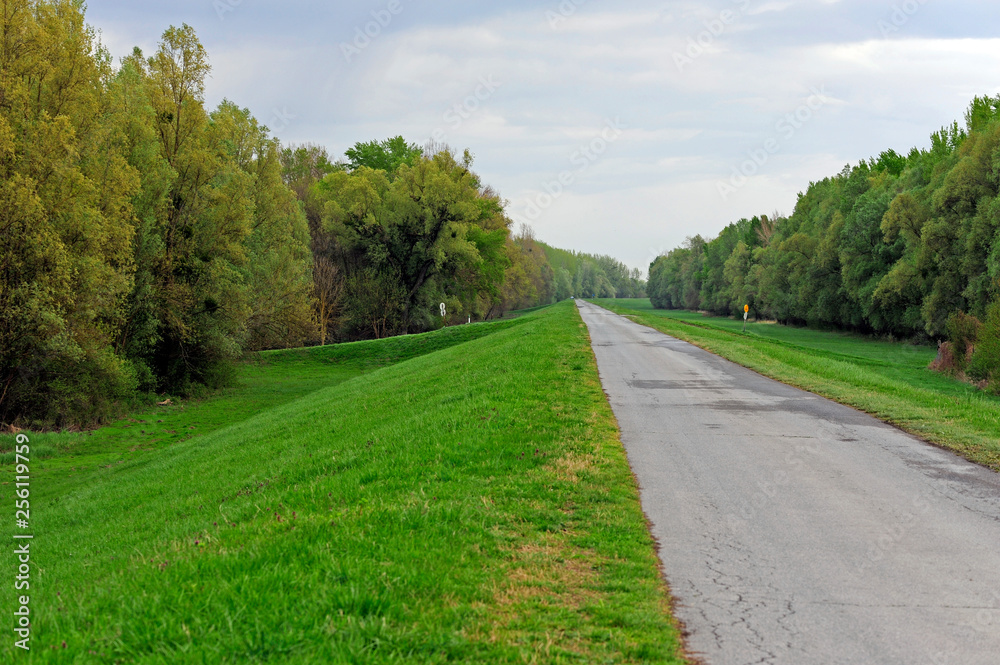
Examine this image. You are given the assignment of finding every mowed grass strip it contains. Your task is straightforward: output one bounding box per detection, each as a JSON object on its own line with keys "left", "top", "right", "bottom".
{"left": 595, "top": 298, "right": 1000, "bottom": 471}
{"left": 1, "top": 301, "right": 685, "bottom": 664}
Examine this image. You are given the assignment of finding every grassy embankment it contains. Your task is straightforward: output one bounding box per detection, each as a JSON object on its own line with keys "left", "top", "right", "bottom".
{"left": 595, "top": 298, "right": 1000, "bottom": 471}
{"left": 1, "top": 302, "right": 685, "bottom": 664}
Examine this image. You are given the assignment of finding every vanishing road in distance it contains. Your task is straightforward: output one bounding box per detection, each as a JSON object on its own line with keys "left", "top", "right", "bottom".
{"left": 577, "top": 300, "right": 1000, "bottom": 665}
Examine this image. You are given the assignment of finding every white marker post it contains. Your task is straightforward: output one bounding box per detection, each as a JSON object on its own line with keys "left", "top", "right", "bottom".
{"left": 440, "top": 302, "right": 446, "bottom": 321}
{"left": 743, "top": 304, "right": 749, "bottom": 333}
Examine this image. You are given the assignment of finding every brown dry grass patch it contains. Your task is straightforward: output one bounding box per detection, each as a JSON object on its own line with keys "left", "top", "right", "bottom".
{"left": 496, "top": 539, "right": 599, "bottom": 610}
{"left": 550, "top": 453, "right": 596, "bottom": 483}
{"left": 463, "top": 532, "right": 607, "bottom": 657}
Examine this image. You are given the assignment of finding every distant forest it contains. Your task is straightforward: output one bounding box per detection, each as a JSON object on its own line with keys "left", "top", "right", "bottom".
{"left": 648, "top": 96, "right": 1000, "bottom": 390}
{"left": 0, "top": 4, "right": 641, "bottom": 428}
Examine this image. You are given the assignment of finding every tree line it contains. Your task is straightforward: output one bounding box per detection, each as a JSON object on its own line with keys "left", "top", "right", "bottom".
{"left": 0, "top": 3, "right": 643, "bottom": 428}
{"left": 647, "top": 96, "right": 1000, "bottom": 390}
{"left": 540, "top": 244, "right": 646, "bottom": 301}
{"left": 1, "top": 6, "right": 321, "bottom": 427}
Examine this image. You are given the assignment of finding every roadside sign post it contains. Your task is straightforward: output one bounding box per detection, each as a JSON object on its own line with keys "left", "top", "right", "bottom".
{"left": 743, "top": 304, "right": 749, "bottom": 333}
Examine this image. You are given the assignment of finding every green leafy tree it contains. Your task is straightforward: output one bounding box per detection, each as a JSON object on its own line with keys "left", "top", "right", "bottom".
{"left": 723, "top": 241, "right": 754, "bottom": 315}
{"left": 142, "top": 24, "right": 255, "bottom": 388}
{"left": 316, "top": 147, "right": 514, "bottom": 334}
{"left": 210, "top": 101, "right": 315, "bottom": 350}
{"left": 554, "top": 267, "right": 574, "bottom": 300}
{"left": 968, "top": 300, "right": 1000, "bottom": 392}
{"left": 0, "top": 0, "right": 140, "bottom": 426}
{"left": 108, "top": 50, "right": 175, "bottom": 389}
{"left": 344, "top": 136, "right": 423, "bottom": 177}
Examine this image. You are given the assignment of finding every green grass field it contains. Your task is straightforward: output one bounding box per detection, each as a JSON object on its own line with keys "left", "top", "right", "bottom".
{"left": 1, "top": 302, "right": 685, "bottom": 664}
{"left": 595, "top": 298, "right": 1000, "bottom": 471}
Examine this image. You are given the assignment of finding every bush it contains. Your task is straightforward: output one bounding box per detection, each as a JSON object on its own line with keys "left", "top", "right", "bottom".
{"left": 945, "top": 310, "right": 982, "bottom": 372}
{"left": 3, "top": 348, "right": 139, "bottom": 430}
{"left": 968, "top": 300, "right": 1000, "bottom": 391}
{"left": 928, "top": 341, "right": 958, "bottom": 374}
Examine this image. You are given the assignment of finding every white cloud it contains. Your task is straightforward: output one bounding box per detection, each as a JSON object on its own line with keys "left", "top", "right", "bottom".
{"left": 747, "top": 2, "right": 795, "bottom": 16}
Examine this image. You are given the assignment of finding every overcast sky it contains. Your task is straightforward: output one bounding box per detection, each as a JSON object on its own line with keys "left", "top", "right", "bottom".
{"left": 87, "top": 0, "right": 1000, "bottom": 275}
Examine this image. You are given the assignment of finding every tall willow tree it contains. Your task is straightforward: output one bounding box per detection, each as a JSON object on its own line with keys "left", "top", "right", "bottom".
{"left": 141, "top": 24, "right": 255, "bottom": 388}
{"left": 279, "top": 143, "right": 341, "bottom": 344}
{"left": 0, "top": 0, "right": 140, "bottom": 425}
{"left": 122, "top": 25, "right": 313, "bottom": 386}
{"left": 498, "top": 226, "right": 554, "bottom": 314}
{"left": 315, "top": 149, "right": 512, "bottom": 337}
{"left": 107, "top": 49, "right": 174, "bottom": 388}
{"left": 210, "top": 100, "right": 314, "bottom": 351}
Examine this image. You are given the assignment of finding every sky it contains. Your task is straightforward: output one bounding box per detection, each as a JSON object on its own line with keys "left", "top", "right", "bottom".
{"left": 85, "top": 0, "right": 1000, "bottom": 276}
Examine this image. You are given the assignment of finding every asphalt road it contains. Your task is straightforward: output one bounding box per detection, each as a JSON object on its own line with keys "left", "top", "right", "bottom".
{"left": 576, "top": 300, "right": 1000, "bottom": 665}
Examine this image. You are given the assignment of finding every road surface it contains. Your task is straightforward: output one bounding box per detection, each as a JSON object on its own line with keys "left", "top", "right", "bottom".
{"left": 576, "top": 300, "right": 1000, "bottom": 665}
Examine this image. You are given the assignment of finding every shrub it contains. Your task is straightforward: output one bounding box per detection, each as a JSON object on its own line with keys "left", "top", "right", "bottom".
{"left": 945, "top": 310, "right": 982, "bottom": 372}
{"left": 968, "top": 300, "right": 1000, "bottom": 391}
{"left": 928, "top": 341, "right": 958, "bottom": 374}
